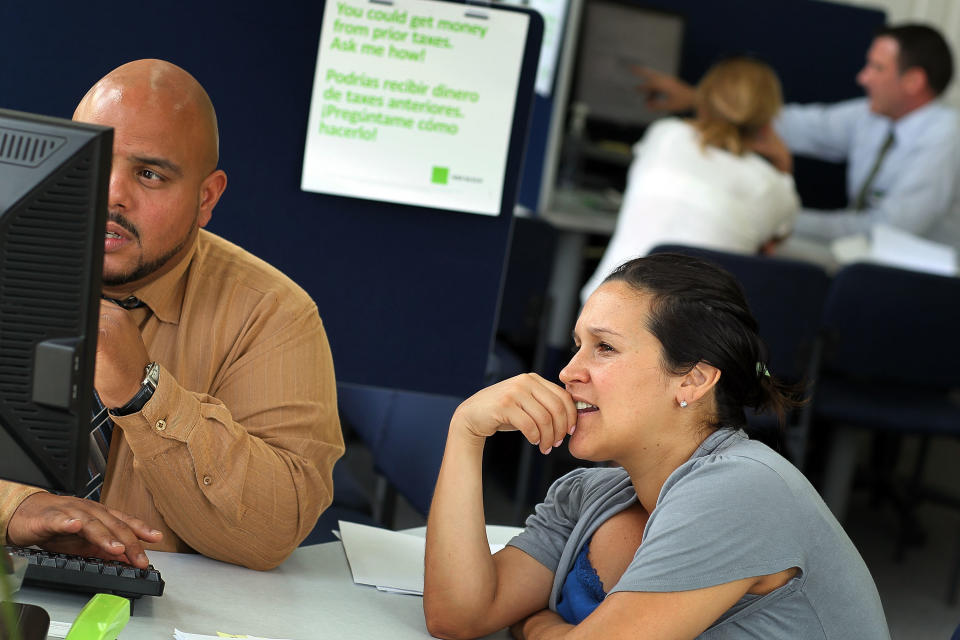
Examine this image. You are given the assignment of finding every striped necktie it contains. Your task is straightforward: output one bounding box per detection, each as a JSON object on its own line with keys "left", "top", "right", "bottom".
{"left": 853, "top": 129, "right": 895, "bottom": 210}
{"left": 82, "top": 393, "right": 113, "bottom": 502}
{"left": 81, "top": 295, "right": 144, "bottom": 500}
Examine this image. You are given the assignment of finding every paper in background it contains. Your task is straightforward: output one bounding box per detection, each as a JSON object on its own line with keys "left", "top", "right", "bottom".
{"left": 832, "top": 223, "right": 958, "bottom": 276}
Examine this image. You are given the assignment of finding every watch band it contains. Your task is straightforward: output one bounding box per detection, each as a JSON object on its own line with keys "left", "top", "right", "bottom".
{"left": 109, "top": 362, "right": 160, "bottom": 416}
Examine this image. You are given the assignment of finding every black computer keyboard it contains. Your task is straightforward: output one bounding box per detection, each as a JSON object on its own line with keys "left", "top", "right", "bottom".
{"left": 5, "top": 545, "right": 164, "bottom": 599}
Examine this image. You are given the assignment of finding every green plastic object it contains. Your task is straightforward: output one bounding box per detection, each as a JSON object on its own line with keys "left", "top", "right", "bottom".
{"left": 64, "top": 594, "right": 130, "bottom": 640}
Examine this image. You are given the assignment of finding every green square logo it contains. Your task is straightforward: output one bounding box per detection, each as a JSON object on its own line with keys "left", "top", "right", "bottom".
{"left": 431, "top": 166, "right": 449, "bottom": 185}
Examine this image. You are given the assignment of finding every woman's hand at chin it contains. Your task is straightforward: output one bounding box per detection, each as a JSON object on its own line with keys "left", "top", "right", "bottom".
{"left": 450, "top": 373, "right": 577, "bottom": 455}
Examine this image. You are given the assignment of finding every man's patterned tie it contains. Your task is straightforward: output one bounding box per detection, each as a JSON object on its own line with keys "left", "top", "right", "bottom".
{"left": 81, "top": 393, "right": 112, "bottom": 502}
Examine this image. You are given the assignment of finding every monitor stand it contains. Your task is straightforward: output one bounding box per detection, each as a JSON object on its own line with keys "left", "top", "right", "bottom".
{"left": 1, "top": 551, "right": 49, "bottom": 640}
{"left": 0, "top": 601, "right": 50, "bottom": 640}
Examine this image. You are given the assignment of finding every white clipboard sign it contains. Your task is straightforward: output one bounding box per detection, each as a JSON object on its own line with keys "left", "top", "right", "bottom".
{"left": 301, "top": 0, "right": 543, "bottom": 216}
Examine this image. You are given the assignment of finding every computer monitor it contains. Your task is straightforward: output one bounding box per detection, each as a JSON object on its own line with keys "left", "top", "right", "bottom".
{"left": 0, "top": 108, "right": 111, "bottom": 492}
{"left": 571, "top": 1, "right": 684, "bottom": 127}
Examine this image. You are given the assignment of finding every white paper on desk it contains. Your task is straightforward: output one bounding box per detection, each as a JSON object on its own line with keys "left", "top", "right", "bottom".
{"left": 173, "top": 630, "right": 293, "bottom": 640}
{"left": 338, "top": 520, "right": 508, "bottom": 596}
{"left": 377, "top": 585, "right": 424, "bottom": 596}
{"left": 870, "top": 224, "right": 958, "bottom": 276}
{"left": 339, "top": 520, "right": 428, "bottom": 594}
{"left": 831, "top": 233, "right": 870, "bottom": 265}
{"left": 831, "top": 225, "right": 958, "bottom": 276}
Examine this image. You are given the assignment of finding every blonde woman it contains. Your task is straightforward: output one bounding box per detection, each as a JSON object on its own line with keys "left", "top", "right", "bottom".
{"left": 580, "top": 58, "right": 799, "bottom": 302}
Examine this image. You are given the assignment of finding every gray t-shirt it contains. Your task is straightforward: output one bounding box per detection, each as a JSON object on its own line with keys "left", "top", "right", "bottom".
{"left": 508, "top": 429, "right": 890, "bottom": 639}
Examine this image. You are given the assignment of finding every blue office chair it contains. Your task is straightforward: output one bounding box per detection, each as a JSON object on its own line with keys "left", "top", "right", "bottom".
{"left": 811, "top": 263, "right": 960, "bottom": 602}
{"left": 648, "top": 244, "right": 831, "bottom": 466}
{"left": 335, "top": 382, "right": 463, "bottom": 528}
{"left": 301, "top": 458, "right": 379, "bottom": 545}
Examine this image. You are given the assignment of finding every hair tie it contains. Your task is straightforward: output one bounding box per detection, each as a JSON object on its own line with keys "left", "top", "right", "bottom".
{"left": 756, "top": 362, "right": 770, "bottom": 378}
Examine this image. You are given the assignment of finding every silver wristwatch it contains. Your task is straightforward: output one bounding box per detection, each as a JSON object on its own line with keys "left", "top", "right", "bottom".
{"left": 109, "top": 361, "right": 159, "bottom": 416}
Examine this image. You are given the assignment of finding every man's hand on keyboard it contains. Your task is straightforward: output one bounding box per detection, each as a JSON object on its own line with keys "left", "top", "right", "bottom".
{"left": 6, "top": 493, "right": 163, "bottom": 569}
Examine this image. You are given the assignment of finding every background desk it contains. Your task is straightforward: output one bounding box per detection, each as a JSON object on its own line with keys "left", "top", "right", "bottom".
{"left": 15, "top": 526, "right": 520, "bottom": 639}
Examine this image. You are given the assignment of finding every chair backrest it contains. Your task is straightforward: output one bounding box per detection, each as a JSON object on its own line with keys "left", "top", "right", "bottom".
{"left": 337, "top": 382, "right": 463, "bottom": 517}
{"left": 820, "top": 262, "right": 960, "bottom": 389}
{"left": 648, "top": 245, "right": 831, "bottom": 384}
{"left": 498, "top": 217, "right": 559, "bottom": 351}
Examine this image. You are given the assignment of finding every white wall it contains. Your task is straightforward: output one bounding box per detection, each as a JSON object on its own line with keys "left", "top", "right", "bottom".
{"left": 839, "top": 0, "right": 960, "bottom": 107}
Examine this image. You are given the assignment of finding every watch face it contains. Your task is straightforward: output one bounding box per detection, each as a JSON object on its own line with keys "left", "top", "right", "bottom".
{"left": 144, "top": 362, "right": 160, "bottom": 386}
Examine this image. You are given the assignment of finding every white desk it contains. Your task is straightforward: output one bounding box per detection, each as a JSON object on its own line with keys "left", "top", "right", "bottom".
{"left": 539, "top": 188, "right": 619, "bottom": 236}
{"left": 14, "top": 526, "right": 519, "bottom": 639}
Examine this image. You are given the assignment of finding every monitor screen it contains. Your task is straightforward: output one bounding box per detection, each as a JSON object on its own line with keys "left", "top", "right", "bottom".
{"left": 0, "top": 108, "right": 111, "bottom": 492}
{"left": 571, "top": 1, "right": 684, "bottom": 128}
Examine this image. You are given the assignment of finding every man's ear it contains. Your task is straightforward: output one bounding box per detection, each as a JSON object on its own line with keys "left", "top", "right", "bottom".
{"left": 677, "top": 362, "right": 721, "bottom": 406}
{"left": 901, "top": 67, "right": 928, "bottom": 96}
{"left": 197, "top": 169, "right": 227, "bottom": 228}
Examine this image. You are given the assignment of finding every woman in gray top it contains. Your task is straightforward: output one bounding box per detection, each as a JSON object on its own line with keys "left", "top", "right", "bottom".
{"left": 424, "top": 253, "right": 889, "bottom": 639}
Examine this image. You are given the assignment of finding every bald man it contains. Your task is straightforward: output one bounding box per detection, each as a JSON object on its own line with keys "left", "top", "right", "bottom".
{"left": 0, "top": 60, "right": 345, "bottom": 571}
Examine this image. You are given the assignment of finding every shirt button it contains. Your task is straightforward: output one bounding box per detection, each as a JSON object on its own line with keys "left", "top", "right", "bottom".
{"left": 155, "top": 419, "right": 167, "bottom": 432}
{"left": 202, "top": 475, "right": 213, "bottom": 486}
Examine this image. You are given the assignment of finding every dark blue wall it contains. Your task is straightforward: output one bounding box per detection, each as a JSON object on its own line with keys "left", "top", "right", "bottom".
{"left": 1, "top": 1, "right": 517, "bottom": 397}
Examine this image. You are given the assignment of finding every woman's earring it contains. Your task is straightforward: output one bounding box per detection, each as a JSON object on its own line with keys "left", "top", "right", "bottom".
{"left": 679, "top": 400, "right": 688, "bottom": 408}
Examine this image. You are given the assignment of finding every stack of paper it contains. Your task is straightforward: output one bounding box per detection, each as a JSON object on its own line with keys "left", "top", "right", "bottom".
{"left": 869, "top": 224, "right": 957, "bottom": 276}
{"left": 832, "top": 224, "right": 958, "bottom": 276}
{"left": 337, "top": 520, "right": 507, "bottom": 596}
{"left": 173, "top": 631, "right": 292, "bottom": 640}
{"left": 45, "top": 621, "right": 72, "bottom": 638}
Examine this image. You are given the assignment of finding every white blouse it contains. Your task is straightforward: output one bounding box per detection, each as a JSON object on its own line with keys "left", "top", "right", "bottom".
{"left": 581, "top": 118, "right": 799, "bottom": 302}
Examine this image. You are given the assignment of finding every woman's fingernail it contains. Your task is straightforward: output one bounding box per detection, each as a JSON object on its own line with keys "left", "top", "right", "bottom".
{"left": 150, "top": 529, "right": 162, "bottom": 536}
{"left": 110, "top": 541, "right": 123, "bottom": 548}
{"left": 532, "top": 439, "right": 540, "bottom": 446}
{"left": 554, "top": 439, "right": 563, "bottom": 448}
{"left": 543, "top": 447, "right": 553, "bottom": 455}
{"left": 569, "top": 425, "right": 576, "bottom": 435}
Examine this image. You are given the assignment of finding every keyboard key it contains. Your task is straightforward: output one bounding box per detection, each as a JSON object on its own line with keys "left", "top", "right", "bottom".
{"left": 4, "top": 545, "right": 164, "bottom": 599}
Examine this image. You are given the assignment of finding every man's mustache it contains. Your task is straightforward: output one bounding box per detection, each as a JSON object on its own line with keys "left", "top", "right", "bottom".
{"left": 108, "top": 212, "right": 140, "bottom": 241}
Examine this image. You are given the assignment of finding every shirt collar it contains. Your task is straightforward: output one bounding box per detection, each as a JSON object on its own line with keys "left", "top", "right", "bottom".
{"left": 101, "top": 234, "right": 200, "bottom": 325}
{"left": 890, "top": 99, "right": 946, "bottom": 141}
{"left": 692, "top": 427, "right": 745, "bottom": 459}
